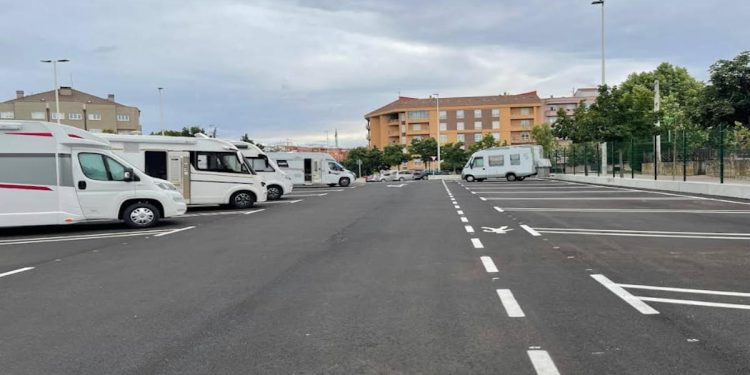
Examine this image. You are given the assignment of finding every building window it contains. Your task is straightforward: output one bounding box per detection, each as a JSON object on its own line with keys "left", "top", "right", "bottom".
{"left": 439, "top": 135, "right": 448, "bottom": 144}
{"left": 474, "top": 133, "right": 482, "bottom": 142}
{"left": 457, "top": 134, "right": 465, "bottom": 143}
{"left": 474, "top": 109, "right": 481, "bottom": 118}
{"left": 456, "top": 110, "right": 464, "bottom": 119}
{"left": 474, "top": 121, "right": 482, "bottom": 130}
{"left": 520, "top": 119, "right": 531, "bottom": 127}
{"left": 457, "top": 122, "right": 464, "bottom": 131}
{"left": 117, "top": 114, "right": 130, "bottom": 122}
{"left": 521, "top": 132, "right": 530, "bottom": 141}
{"left": 439, "top": 111, "right": 447, "bottom": 120}
{"left": 412, "top": 136, "right": 423, "bottom": 141}
{"left": 520, "top": 107, "right": 531, "bottom": 115}
{"left": 439, "top": 122, "right": 447, "bottom": 131}
{"left": 407, "top": 111, "right": 429, "bottom": 119}
{"left": 51, "top": 112, "right": 64, "bottom": 120}
{"left": 492, "top": 120, "right": 500, "bottom": 129}
{"left": 0, "top": 112, "right": 14, "bottom": 119}
{"left": 88, "top": 113, "right": 101, "bottom": 121}
{"left": 493, "top": 132, "right": 501, "bottom": 141}
{"left": 31, "top": 112, "right": 45, "bottom": 120}
{"left": 492, "top": 108, "right": 500, "bottom": 117}
{"left": 413, "top": 124, "right": 421, "bottom": 131}
{"left": 68, "top": 113, "right": 83, "bottom": 120}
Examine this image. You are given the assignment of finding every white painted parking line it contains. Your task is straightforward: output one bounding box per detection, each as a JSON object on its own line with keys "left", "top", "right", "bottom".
{"left": 535, "top": 227, "right": 750, "bottom": 240}
{"left": 0, "top": 229, "right": 173, "bottom": 246}
{"left": 460, "top": 217, "right": 469, "bottom": 223}
{"left": 471, "top": 238, "right": 484, "bottom": 249}
{"left": 591, "top": 274, "right": 659, "bottom": 315}
{"left": 482, "top": 197, "right": 696, "bottom": 201}
{"left": 285, "top": 193, "right": 328, "bottom": 197}
{"left": 465, "top": 225, "right": 475, "bottom": 233}
{"left": 260, "top": 199, "right": 303, "bottom": 205}
{"left": 520, "top": 225, "right": 541, "bottom": 237}
{"left": 243, "top": 209, "right": 266, "bottom": 215}
{"left": 493, "top": 206, "right": 504, "bottom": 213}
{"left": 500, "top": 208, "right": 750, "bottom": 214}
{"left": 496, "top": 289, "right": 525, "bottom": 317}
{"left": 480, "top": 256, "right": 499, "bottom": 273}
{"left": 527, "top": 350, "right": 561, "bottom": 375}
{"left": 0, "top": 267, "right": 35, "bottom": 279}
{"left": 456, "top": 210, "right": 464, "bottom": 215}
{"left": 479, "top": 197, "right": 487, "bottom": 201}
{"left": 636, "top": 297, "right": 750, "bottom": 310}
{"left": 454, "top": 205, "right": 461, "bottom": 209}
{"left": 477, "top": 190, "right": 640, "bottom": 194}
{"left": 617, "top": 283, "right": 750, "bottom": 298}
{"left": 290, "top": 189, "right": 343, "bottom": 193}
{"left": 153, "top": 226, "right": 196, "bottom": 237}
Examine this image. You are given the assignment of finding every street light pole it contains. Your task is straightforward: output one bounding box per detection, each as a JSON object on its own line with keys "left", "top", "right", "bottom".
{"left": 158, "top": 87, "right": 164, "bottom": 135}
{"left": 41, "top": 59, "right": 69, "bottom": 124}
{"left": 433, "top": 93, "right": 440, "bottom": 171}
{"left": 591, "top": 0, "right": 605, "bottom": 86}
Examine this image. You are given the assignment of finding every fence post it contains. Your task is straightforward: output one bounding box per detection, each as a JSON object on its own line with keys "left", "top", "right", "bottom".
{"left": 596, "top": 143, "right": 600, "bottom": 176}
{"left": 554, "top": 149, "right": 558, "bottom": 173}
{"left": 584, "top": 143, "right": 589, "bottom": 176}
{"left": 562, "top": 147, "right": 566, "bottom": 174}
{"left": 720, "top": 123, "right": 724, "bottom": 184}
{"left": 573, "top": 145, "right": 576, "bottom": 175}
{"left": 682, "top": 128, "right": 687, "bottom": 182}
{"left": 630, "top": 137, "right": 635, "bottom": 179}
{"left": 653, "top": 134, "right": 658, "bottom": 180}
{"left": 612, "top": 141, "right": 616, "bottom": 178}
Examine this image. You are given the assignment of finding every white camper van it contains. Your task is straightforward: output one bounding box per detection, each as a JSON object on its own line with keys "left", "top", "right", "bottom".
{"left": 268, "top": 152, "right": 355, "bottom": 187}
{"left": 231, "top": 141, "right": 293, "bottom": 200}
{"left": 102, "top": 134, "right": 267, "bottom": 208}
{"left": 0, "top": 121, "right": 187, "bottom": 228}
{"left": 462, "top": 145, "right": 546, "bottom": 182}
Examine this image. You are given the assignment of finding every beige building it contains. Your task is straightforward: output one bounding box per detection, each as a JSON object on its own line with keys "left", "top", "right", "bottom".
{"left": 542, "top": 88, "right": 598, "bottom": 125}
{"left": 0, "top": 87, "right": 141, "bottom": 134}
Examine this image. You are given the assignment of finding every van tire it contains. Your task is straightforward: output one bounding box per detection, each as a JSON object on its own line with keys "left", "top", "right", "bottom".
{"left": 123, "top": 202, "right": 160, "bottom": 228}
{"left": 465, "top": 175, "right": 475, "bottom": 182}
{"left": 230, "top": 191, "right": 255, "bottom": 209}
{"left": 267, "top": 185, "right": 283, "bottom": 200}
{"left": 399, "top": 177, "right": 405, "bottom": 181}
{"left": 518, "top": 176, "right": 526, "bottom": 181}
{"left": 506, "top": 173, "right": 517, "bottom": 182}
{"left": 339, "top": 177, "right": 351, "bottom": 187}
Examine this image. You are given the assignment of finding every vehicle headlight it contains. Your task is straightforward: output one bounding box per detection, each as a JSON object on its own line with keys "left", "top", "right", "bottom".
{"left": 156, "top": 182, "right": 178, "bottom": 191}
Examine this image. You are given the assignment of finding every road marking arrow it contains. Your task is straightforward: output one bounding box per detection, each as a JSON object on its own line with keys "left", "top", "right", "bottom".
{"left": 482, "top": 226, "right": 513, "bottom": 234}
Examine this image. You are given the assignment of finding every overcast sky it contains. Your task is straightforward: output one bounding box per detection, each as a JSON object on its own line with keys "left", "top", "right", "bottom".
{"left": 1, "top": 0, "right": 747, "bottom": 147}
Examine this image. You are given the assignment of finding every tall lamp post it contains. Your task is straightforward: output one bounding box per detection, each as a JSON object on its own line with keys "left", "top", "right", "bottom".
{"left": 433, "top": 93, "right": 440, "bottom": 171}
{"left": 591, "top": 0, "right": 606, "bottom": 174}
{"left": 41, "top": 59, "right": 69, "bottom": 124}
{"left": 158, "top": 87, "right": 165, "bottom": 135}
{"left": 591, "top": 0, "right": 605, "bottom": 86}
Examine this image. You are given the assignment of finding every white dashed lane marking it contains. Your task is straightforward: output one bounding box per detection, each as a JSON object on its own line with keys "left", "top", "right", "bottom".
{"left": 471, "top": 238, "right": 484, "bottom": 249}
{"left": 480, "top": 256, "right": 498, "bottom": 273}
{"left": 0, "top": 267, "right": 35, "bottom": 279}
{"left": 496, "top": 289, "right": 526, "bottom": 317}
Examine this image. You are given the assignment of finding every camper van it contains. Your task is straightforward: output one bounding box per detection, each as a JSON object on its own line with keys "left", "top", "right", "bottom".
{"left": 102, "top": 134, "right": 267, "bottom": 208}
{"left": 268, "top": 152, "right": 355, "bottom": 187}
{"left": 231, "top": 141, "right": 293, "bottom": 200}
{"left": 462, "top": 145, "right": 546, "bottom": 182}
{"left": 0, "top": 121, "right": 187, "bottom": 228}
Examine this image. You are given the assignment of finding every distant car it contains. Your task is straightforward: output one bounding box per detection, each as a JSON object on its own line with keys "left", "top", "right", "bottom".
{"left": 379, "top": 171, "right": 393, "bottom": 181}
{"left": 391, "top": 170, "right": 414, "bottom": 181}
{"left": 414, "top": 170, "right": 429, "bottom": 180}
{"left": 365, "top": 174, "right": 380, "bottom": 182}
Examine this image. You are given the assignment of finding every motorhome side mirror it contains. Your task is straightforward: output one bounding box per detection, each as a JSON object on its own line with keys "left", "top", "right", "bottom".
{"left": 123, "top": 168, "right": 134, "bottom": 182}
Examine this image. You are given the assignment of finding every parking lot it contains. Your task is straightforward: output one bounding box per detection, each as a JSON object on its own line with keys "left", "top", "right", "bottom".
{"left": 1, "top": 179, "right": 749, "bottom": 374}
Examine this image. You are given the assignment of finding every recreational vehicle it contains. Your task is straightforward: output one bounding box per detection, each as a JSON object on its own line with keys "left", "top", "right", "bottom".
{"left": 268, "top": 152, "right": 355, "bottom": 187}
{"left": 102, "top": 134, "right": 267, "bottom": 208}
{"left": 0, "top": 121, "right": 187, "bottom": 228}
{"left": 231, "top": 141, "right": 293, "bottom": 200}
{"left": 462, "top": 145, "right": 547, "bottom": 182}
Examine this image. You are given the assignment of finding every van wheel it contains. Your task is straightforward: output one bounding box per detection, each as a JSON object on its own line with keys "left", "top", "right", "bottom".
{"left": 506, "top": 173, "right": 517, "bottom": 182}
{"left": 518, "top": 176, "right": 526, "bottom": 181}
{"left": 123, "top": 202, "right": 160, "bottom": 228}
{"left": 339, "top": 177, "right": 351, "bottom": 187}
{"left": 465, "top": 175, "right": 475, "bottom": 182}
{"left": 267, "top": 185, "right": 283, "bottom": 200}
{"left": 230, "top": 191, "right": 255, "bottom": 209}
{"left": 399, "top": 177, "right": 405, "bottom": 181}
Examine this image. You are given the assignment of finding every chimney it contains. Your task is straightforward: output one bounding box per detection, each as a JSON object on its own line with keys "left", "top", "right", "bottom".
{"left": 16, "top": 90, "right": 24, "bottom": 99}
{"left": 107, "top": 94, "right": 115, "bottom": 102}
{"left": 59, "top": 86, "right": 73, "bottom": 96}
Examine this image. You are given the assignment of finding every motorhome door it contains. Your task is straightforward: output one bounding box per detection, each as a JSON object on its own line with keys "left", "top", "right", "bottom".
{"left": 167, "top": 151, "right": 191, "bottom": 201}
{"left": 312, "top": 159, "right": 322, "bottom": 184}
{"left": 304, "top": 158, "right": 312, "bottom": 185}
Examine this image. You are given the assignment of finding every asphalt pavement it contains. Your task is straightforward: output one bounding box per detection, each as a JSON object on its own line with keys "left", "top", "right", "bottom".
{"left": 1, "top": 179, "right": 749, "bottom": 374}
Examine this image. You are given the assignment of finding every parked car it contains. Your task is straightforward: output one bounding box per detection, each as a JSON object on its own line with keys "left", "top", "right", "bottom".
{"left": 379, "top": 171, "right": 393, "bottom": 181}
{"left": 365, "top": 174, "right": 381, "bottom": 182}
{"left": 414, "top": 170, "right": 429, "bottom": 180}
{"left": 391, "top": 170, "right": 414, "bottom": 181}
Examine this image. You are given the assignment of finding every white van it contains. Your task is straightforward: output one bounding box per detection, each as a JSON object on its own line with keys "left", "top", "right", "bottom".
{"left": 102, "top": 134, "right": 267, "bottom": 208}
{"left": 0, "top": 121, "right": 186, "bottom": 228}
{"left": 268, "top": 152, "right": 355, "bottom": 187}
{"left": 231, "top": 141, "right": 293, "bottom": 200}
{"left": 462, "top": 145, "right": 546, "bottom": 182}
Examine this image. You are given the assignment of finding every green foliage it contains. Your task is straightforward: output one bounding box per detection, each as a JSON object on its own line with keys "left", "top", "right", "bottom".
{"left": 383, "top": 143, "right": 409, "bottom": 169}
{"left": 697, "top": 51, "right": 750, "bottom": 128}
{"left": 341, "top": 146, "right": 385, "bottom": 176}
{"left": 408, "top": 137, "right": 437, "bottom": 163}
{"left": 440, "top": 142, "right": 469, "bottom": 173}
{"left": 468, "top": 133, "right": 499, "bottom": 153}
{"left": 530, "top": 123, "right": 556, "bottom": 156}
{"left": 151, "top": 126, "right": 207, "bottom": 137}
{"left": 240, "top": 133, "right": 265, "bottom": 150}
{"left": 100, "top": 128, "right": 116, "bottom": 134}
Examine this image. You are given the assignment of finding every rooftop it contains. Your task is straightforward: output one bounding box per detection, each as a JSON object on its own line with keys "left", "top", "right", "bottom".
{"left": 3, "top": 87, "right": 133, "bottom": 108}
{"left": 365, "top": 91, "right": 542, "bottom": 118}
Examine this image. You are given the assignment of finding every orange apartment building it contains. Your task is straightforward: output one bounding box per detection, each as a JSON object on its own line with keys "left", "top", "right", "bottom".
{"left": 365, "top": 92, "right": 544, "bottom": 157}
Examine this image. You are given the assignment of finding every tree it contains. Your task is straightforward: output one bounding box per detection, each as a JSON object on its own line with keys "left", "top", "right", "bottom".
{"left": 150, "top": 126, "right": 206, "bottom": 137}
{"left": 408, "top": 138, "right": 438, "bottom": 164}
{"left": 101, "top": 128, "right": 116, "bottom": 134}
{"left": 240, "top": 133, "right": 265, "bottom": 150}
{"left": 468, "top": 133, "right": 499, "bottom": 153}
{"left": 530, "top": 123, "right": 556, "bottom": 156}
{"left": 440, "top": 143, "right": 469, "bottom": 173}
{"left": 383, "top": 143, "right": 409, "bottom": 169}
{"left": 697, "top": 51, "right": 750, "bottom": 128}
{"left": 341, "top": 146, "right": 385, "bottom": 176}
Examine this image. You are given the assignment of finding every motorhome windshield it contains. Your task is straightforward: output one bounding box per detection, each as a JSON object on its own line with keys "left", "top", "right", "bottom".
{"left": 328, "top": 161, "right": 345, "bottom": 171}
{"left": 246, "top": 156, "right": 275, "bottom": 172}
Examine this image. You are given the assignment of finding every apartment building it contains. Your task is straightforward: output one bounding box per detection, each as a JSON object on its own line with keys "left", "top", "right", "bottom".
{"left": 542, "top": 88, "right": 598, "bottom": 125}
{"left": 0, "top": 87, "right": 141, "bottom": 134}
{"left": 365, "top": 91, "right": 544, "bottom": 151}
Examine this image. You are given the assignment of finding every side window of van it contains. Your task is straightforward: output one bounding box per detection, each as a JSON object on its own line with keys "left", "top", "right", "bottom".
{"left": 472, "top": 157, "right": 484, "bottom": 168}
{"left": 276, "top": 160, "right": 289, "bottom": 168}
{"left": 488, "top": 155, "right": 504, "bottom": 167}
{"left": 78, "top": 153, "right": 129, "bottom": 181}
{"left": 328, "top": 161, "right": 344, "bottom": 171}
{"left": 510, "top": 154, "right": 521, "bottom": 166}
{"left": 191, "top": 152, "right": 246, "bottom": 173}
{"left": 249, "top": 157, "right": 274, "bottom": 172}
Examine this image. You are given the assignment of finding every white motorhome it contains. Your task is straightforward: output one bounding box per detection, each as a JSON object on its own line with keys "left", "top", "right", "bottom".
{"left": 231, "top": 141, "right": 293, "bottom": 200}
{"left": 102, "top": 134, "right": 267, "bottom": 208}
{"left": 0, "top": 121, "right": 186, "bottom": 228}
{"left": 268, "top": 152, "right": 355, "bottom": 187}
{"left": 462, "top": 145, "right": 547, "bottom": 182}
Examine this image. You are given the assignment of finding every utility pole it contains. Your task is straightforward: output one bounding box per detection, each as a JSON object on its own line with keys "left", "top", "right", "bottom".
{"left": 591, "top": 0, "right": 606, "bottom": 174}
{"left": 433, "top": 93, "right": 441, "bottom": 171}
{"left": 654, "top": 80, "right": 661, "bottom": 162}
{"left": 40, "top": 59, "right": 69, "bottom": 124}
